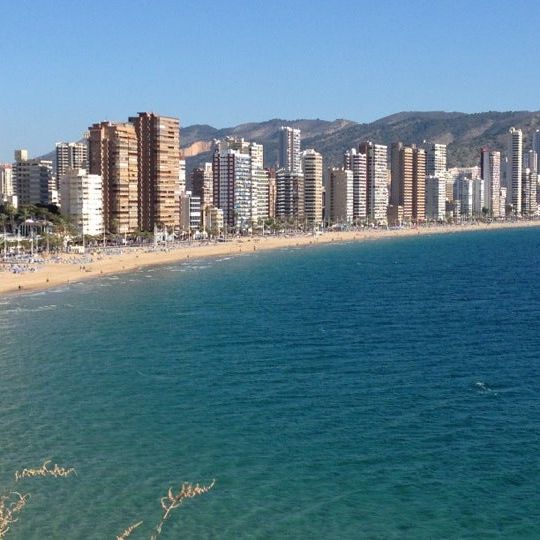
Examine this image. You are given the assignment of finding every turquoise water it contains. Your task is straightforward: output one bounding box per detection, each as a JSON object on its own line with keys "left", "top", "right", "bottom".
{"left": 1, "top": 228, "right": 539, "bottom": 539}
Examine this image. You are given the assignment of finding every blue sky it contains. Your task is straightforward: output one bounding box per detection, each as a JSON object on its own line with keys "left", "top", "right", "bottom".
{"left": 0, "top": 0, "right": 538, "bottom": 161}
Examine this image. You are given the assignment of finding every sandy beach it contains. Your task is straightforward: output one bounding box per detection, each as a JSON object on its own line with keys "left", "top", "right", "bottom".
{"left": 1, "top": 221, "right": 539, "bottom": 297}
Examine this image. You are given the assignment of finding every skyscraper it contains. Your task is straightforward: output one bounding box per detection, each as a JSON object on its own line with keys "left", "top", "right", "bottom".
{"left": 426, "top": 143, "right": 447, "bottom": 176}
{"left": 425, "top": 176, "right": 446, "bottom": 221}
{"left": 212, "top": 137, "right": 267, "bottom": 227}
{"left": 390, "top": 143, "right": 426, "bottom": 224}
{"left": 213, "top": 148, "right": 252, "bottom": 229}
{"left": 328, "top": 168, "right": 353, "bottom": 224}
{"left": 276, "top": 169, "right": 304, "bottom": 223}
{"left": 301, "top": 149, "right": 323, "bottom": 225}
{"left": 358, "top": 142, "right": 388, "bottom": 223}
{"left": 279, "top": 126, "right": 301, "bottom": 173}
{"left": 521, "top": 167, "right": 538, "bottom": 216}
{"left": 480, "top": 147, "right": 501, "bottom": 217}
{"left": 88, "top": 121, "right": 139, "bottom": 234}
{"left": 191, "top": 163, "right": 213, "bottom": 208}
{"left": 266, "top": 168, "right": 277, "bottom": 219}
{"left": 56, "top": 141, "right": 88, "bottom": 180}
{"left": 129, "top": 112, "right": 181, "bottom": 231}
{"left": 507, "top": 127, "right": 523, "bottom": 215}
{"left": 344, "top": 148, "right": 367, "bottom": 223}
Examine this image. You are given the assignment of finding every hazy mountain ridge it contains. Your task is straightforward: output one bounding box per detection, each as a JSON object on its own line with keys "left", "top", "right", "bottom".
{"left": 184, "top": 111, "right": 540, "bottom": 171}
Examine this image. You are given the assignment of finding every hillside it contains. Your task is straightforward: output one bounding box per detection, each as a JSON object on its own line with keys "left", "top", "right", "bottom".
{"left": 37, "top": 111, "right": 540, "bottom": 172}
{"left": 184, "top": 111, "right": 540, "bottom": 171}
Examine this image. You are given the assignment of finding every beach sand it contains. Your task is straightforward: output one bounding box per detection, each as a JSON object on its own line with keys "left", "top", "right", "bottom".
{"left": 1, "top": 221, "right": 539, "bottom": 296}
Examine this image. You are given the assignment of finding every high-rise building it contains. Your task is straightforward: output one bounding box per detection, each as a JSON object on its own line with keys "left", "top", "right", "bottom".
{"left": 533, "top": 130, "right": 540, "bottom": 172}
{"left": 56, "top": 141, "right": 88, "bottom": 180}
{"left": 522, "top": 167, "right": 538, "bottom": 216}
{"left": 426, "top": 143, "right": 447, "bottom": 176}
{"left": 178, "top": 159, "right": 186, "bottom": 194}
{"left": 344, "top": 148, "right": 367, "bottom": 223}
{"left": 328, "top": 168, "right": 353, "bottom": 224}
{"left": 251, "top": 167, "right": 269, "bottom": 225}
{"left": 472, "top": 178, "right": 485, "bottom": 215}
{"left": 191, "top": 163, "right": 213, "bottom": 208}
{"left": 413, "top": 147, "right": 426, "bottom": 222}
{"left": 12, "top": 150, "right": 55, "bottom": 206}
{"left": 279, "top": 126, "right": 301, "bottom": 173}
{"left": 0, "top": 164, "right": 14, "bottom": 201}
{"left": 480, "top": 147, "right": 501, "bottom": 217}
{"left": 276, "top": 169, "right": 304, "bottom": 223}
{"left": 453, "top": 176, "right": 473, "bottom": 217}
{"left": 499, "top": 187, "right": 508, "bottom": 217}
{"left": 59, "top": 168, "right": 104, "bottom": 236}
{"left": 507, "top": 127, "right": 523, "bottom": 215}
{"left": 301, "top": 149, "right": 323, "bottom": 225}
{"left": 212, "top": 138, "right": 267, "bottom": 228}
{"left": 425, "top": 176, "right": 446, "bottom": 221}
{"left": 129, "top": 112, "right": 181, "bottom": 231}
{"left": 390, "top": 143, "right": 426, "bottom": 223}
{"left": 88, "top": 121, "right": 139, "bottom": 233}
{"left": 266, "top": 168, "right": 277, "bottom": 219}
{"left": 213, "top": 149, "right": 252, "bottom": 229}
{"left": 358, "top": 142, "right": 388, "bottom": 223}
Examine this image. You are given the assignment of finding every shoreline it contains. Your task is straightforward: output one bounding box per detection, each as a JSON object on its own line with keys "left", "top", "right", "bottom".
{"left": 2, "top": 220, "right": 540, "bottom": 297}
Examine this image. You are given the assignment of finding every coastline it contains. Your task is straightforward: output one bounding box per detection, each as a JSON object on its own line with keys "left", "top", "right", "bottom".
{"left": 1, "top": 220, "right": 539, "bottom": 297}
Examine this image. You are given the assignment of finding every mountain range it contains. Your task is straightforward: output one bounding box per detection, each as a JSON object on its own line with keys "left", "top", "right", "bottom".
{"left": 183, "top": 110, "right": 540, "bottom": 172}
{"left": 36, "top": 110, "right": 540, "bottom": 173}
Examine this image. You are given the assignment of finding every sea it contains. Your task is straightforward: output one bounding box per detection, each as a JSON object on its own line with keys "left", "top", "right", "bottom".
{"left": 0, "top": 227, "right": 539, "bottom": 539}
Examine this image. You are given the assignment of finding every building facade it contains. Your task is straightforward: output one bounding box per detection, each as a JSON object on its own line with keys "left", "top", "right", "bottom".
{"left": 13, "top": 150, "right": 55, "bottom": 206}
{"left": 344, "top": 148, "right": 367, "bottom": 223}
{"left": 279, "top": 126, "right": 301, "bottom": 173}
{"left": 480, "top": 147, "right": 501, "bottom": 217}
{"left": 358, "top": 142, "right": 388, "bottom": 223}
{"left": 56, "top": 141, "right": 88, "bottom": 180}
{"left": 129, "top": 112, "right": 181, "bottom": 231}
{"left": 191, "top": 163, "right": 213, "bottom": 208}
{"left": 426, "top": 143, "right": 447, "bottom": 176}
{"left": 507, "top": 127, "right": 523, "bottom": 215}
{"left": 301, "top": 149, "right": 323, "bottom": 225}
{"left": 328, "top": 168, "right": 353, "bottom": 224}
{"left": 88, "top": 121, "right": 139, "bottom": 234}
{"left": 276, "top": 169, "right": 304, "bottom": 224}
{"left": 425, "top": 175, "right": 446, "bottom": 221}
{"left": 59, "top": 168, "right": 104, "bottom": 236}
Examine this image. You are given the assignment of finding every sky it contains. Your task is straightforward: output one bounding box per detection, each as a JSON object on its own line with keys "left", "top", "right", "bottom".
{"left": 1, "top": 0, "right": 539, "bottom": 161}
